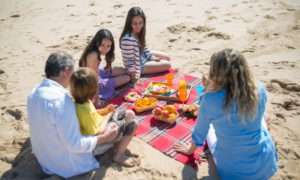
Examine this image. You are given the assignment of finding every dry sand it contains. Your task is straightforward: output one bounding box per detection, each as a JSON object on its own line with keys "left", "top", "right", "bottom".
{"left": 0, "top": 0, "right": 300, "bottom": 179}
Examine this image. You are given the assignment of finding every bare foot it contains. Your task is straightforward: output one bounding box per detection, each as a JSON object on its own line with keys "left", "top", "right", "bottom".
{"left": 113, "top": 154, "right": 134, "bottom": 167}
{"left": 173, "top": 142, "right": 193, "bottom": 155}
{"left": 125, "top": 148, "right": 139, "bottom": 157}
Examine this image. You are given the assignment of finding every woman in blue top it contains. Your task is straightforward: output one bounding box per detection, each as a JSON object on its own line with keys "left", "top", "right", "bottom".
{"left": 174, "top": 48, "right": 278, "bottom": 180}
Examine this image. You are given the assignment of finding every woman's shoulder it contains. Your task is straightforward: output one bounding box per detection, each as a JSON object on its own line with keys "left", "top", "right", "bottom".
{"left": 257, "top": 81, "right": 266, "bottom": 90}
{"left": 86, "top": 51, "right": 99, "bottom": 63}
{"left": 122, "top": 33, "right": 138, "bottom": 42}
{"left": 257, "top": 81, "right": 268, "bottom": 99}
{"left": 202, "top": 89, "right": 226, "bottom": 102}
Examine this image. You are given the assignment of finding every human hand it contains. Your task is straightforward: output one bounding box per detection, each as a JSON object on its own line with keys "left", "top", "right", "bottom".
{"left": 94, "top": 98, "right": 106, "bottom": 109}
{"left": 105, "top": 104, "right": 117, "bottom": 114}
{"left": 173, "top": 142, "right": 194, "bottom": 155}
{"left": 132, "top": 79, "right": 144, "bottom": 87}
{"left": 154, "top": 57, "right": 165, "bottom": 62}
{"left": 103, "top": 124, "right": 119, "bottom": 142}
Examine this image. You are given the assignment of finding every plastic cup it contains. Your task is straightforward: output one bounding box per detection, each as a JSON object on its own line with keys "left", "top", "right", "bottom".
{"left": 166, "top": 74, "right": 174, "bottom": 85}
{"left": 196, "top": 86, "right": 205, "bottom": 105}
{"left": 196, "top": 86, "right": 205, "bottom": 97}
{"left": 172, "top": 79, "right": 180, "bottom": 91}
{"left": 179, "top": 89, "right": 188, "bottom": 102}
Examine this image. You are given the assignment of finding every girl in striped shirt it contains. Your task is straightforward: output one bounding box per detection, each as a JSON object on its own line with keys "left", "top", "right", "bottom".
{"left": 79, "top": 29, "right": 130, "bottom": 108}
{"left": 120, "top": 7, "right": 172, "bottom": 87}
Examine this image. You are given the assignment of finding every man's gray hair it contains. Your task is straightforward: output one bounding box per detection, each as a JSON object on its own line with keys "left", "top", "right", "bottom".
{"left": 45, "top": 51, "right": 74, "bottom": 78}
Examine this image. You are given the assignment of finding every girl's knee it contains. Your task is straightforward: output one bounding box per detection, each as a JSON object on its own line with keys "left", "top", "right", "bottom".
{"left": 124, "top": 74, "right": 130, "bottom": 83}
{"left": 165, "top": 61, "right": 172, "bottom": 70}
{"left": 165, "top": 54, "right": 171, "bottom": 61}
{"left": 125, "top": 110, "right": 135, "bottom": 119}
{"left": 134, "top": 119, "right": 139, "bottom": 127}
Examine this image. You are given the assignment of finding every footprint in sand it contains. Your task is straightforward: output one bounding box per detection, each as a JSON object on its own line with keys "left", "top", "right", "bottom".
{"left": 205, "top": 32, "right": 231, "bottom": 40}
{"left": 264, "top": 15, "right": 274, "bottom": 19}
{"left": 292, "top": 25, "right": 299, "bottom": 30}
{"left": 271, "top": 79, "right": 300, "bottom": 92}
{"left": 285, "top": 45, "right": 295, "bottom": 49}
{"left": 167, "top": 23, "right": 186, "bottom": 34}
{"left": 169, "top": 39, "right": 177, "bottom": 42}
{"left": 269, "top": 94, "right": 298, "bottom": 111}
{"left": 243, "top": 18, "right": 253, "bottom": 23}
{"left": 265, "top": 6, "right": 275, "bottom": 10}
{"left": 191, "top": 25, "right": 215, "bottom": 32}
{"left": 232, "top": 4, "right": 237, "bottom": 7}
{"left": 101, "top": 21, "right": 112, "bottom": 24}
{"left": 87, "top": 12, "right": 97, "bottom": 16}
{"left": 114, "top": 4, "right": 123, "bottom": 8}
{"left": 287, "top": 8, "right": 296, "bottom": 11}
{"left": 70, "top": 14, "right": 81, "bottom": 17}
{"left": 6, "top": 109, "right": 23, "bottom": 120}
{"left": 241, "top": 47, "right": 255, "bottom": 53}
{"left": 207, "top": 16, "right": 217, "bottom": 20}
{"left": 242, "top": 1, "right": 249, "bottom": 4}
{"left": 205, "top": 10, "right": 212, "bottom": 14}
{"left": 10, "top": 15, "right": 20, "bottom": 18}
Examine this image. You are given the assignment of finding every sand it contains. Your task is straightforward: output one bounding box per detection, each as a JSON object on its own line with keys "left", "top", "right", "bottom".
{"left": 0, "top": 0, "right": 300, "bottom": 179}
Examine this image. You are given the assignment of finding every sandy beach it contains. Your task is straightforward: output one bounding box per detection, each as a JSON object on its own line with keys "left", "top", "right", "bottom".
{"left": 0, "top": 0, "right": 300, "bottom": 179}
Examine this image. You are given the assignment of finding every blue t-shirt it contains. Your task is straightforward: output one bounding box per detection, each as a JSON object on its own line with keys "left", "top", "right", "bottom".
{"left": 192, "top": 82, "right": 278, "bottom": 180}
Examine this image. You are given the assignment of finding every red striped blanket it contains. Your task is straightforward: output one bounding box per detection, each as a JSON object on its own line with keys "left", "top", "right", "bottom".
{"left": 106, "top": 69, "right": 205, "bottom": 169}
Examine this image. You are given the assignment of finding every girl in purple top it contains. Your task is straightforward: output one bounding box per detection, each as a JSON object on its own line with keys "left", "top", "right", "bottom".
{"left": 79, "top": 29, "right": 130, "bottom": 108}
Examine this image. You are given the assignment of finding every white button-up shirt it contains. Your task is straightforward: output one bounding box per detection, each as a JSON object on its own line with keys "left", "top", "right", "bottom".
{"left": 27, "top": 79, "right": 99, "bottom": 178}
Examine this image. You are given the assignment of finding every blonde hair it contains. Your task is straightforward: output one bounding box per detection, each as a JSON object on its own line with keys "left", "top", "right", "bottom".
{"left": 207, "top": 48, "right": 259, "bottom": 124}
{"left": 70, "top": 67, "right": 98, "bottom": 104}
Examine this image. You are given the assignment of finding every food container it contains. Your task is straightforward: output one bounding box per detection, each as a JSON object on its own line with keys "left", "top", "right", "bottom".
{"left": 144, "top": 82, "right": 191, "bottom": 102}
{"left": 133, "top": 97, "right": 158, "bottom": 113}
{"left": 123, "top": 91, "right": 143, "bottom": 102}
{"left": 152, "top": 109, "right": 178, "bottom": 124}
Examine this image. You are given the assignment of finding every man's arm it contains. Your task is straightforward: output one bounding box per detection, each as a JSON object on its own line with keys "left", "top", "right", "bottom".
{"left": 96, "top": 124, "right": 119, "bottom": 145}
{"left": 54, "top": 96, "right": 96, "bottom": 153}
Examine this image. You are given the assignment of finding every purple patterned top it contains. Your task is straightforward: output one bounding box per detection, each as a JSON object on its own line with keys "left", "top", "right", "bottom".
{"left": 97, "top": 61, "right": 116, "bottom": 99}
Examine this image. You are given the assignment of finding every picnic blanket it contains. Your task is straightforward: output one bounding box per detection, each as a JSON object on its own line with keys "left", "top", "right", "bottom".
{"left": 105, "top": 69, "right": 205, "bottom": 169}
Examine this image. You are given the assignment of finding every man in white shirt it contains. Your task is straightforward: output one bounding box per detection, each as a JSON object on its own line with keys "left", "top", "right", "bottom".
{"left": 27, "top": 51, "right": 119, "bottom": 178}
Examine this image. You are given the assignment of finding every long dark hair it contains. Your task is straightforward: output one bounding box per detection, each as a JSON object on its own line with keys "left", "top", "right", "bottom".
{"left": 119, "top": 7, "right": 146, "bottom": 50}
{"left": 79, "top": 29, "right": 115, "bottom": 72}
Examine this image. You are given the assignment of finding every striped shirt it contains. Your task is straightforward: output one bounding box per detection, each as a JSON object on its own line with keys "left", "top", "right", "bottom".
{"left": 121, "top": 32, "right": 155, "bottom": 79}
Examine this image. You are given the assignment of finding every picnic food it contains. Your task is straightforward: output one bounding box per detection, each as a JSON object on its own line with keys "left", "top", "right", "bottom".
{"left": 182, "top": 104, "right": 200, "bottom": 116}
{"left": 125, "top": 92, "right": 141, "bottom": 101}
{"left": 166, "top": 105, "right": 176, "bottom": 113}
{"left": 161, "top": 110, "right": 169, "bottom": 118}
{"left": 151, "top": 84, "right": 169, "bottom": 95}
{"left": 154, "top": 107, "right": 162, "bottom": 115}
{"left": 135, "top": 97, "right": 157, "bottom": 108}
{"left": 154, "top": 105, "right": 178, "bottom": 119}
{"left": 168, "top": 113, "right": 177, "bottom": 118}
